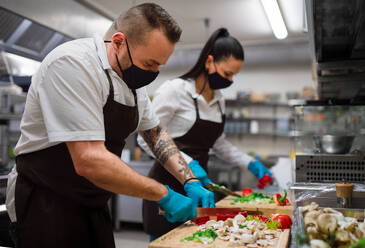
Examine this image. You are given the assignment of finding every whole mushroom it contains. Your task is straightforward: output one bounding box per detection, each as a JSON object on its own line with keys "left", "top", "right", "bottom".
{"left": 317, "top": 214, "right": 337, "bottom": 234}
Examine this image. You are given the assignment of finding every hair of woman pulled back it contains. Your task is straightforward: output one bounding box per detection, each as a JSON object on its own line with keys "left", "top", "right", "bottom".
{"left": 180, "top": 28, "right": 244, "bottom": 80}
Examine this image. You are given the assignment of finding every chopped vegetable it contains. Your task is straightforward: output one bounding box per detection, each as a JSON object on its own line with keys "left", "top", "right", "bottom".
{"left": 265, "top": 219, "right": 281, "bottom": 230}
{"left": 272, "top": 214, "right": 292, "bottom": 229}
{"left": 239, "top": 225, "right": 247, "bottom": 229}
{"left": 239, "top": 211, "right": 248, "bottom": 217}
{"left": 191, "top": 216, "right": 210, "bottom": 225}
{"left": 181, "top": 229, "right": 218, "bottom": 244}
{"left": 234, "top": 192, "right": 274, "bottom": 204}
{"left": 350, "top": 237, "right": 365, "bottom": 248}
{"left": 257, "top": 173, "right": 273, "bottom": 189}
{"left": 242, "top": 187, "right": 253, "bottom": 196}
{"left": 216, "top": 214, "right": 237, "bottom": 221}
{"left": 274, "top": 190, "right": 290, "bottom": 206}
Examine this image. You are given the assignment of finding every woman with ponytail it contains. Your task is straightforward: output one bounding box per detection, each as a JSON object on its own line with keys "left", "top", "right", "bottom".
{"left": 138, "top": 28, "right": 272, "bottom": 239}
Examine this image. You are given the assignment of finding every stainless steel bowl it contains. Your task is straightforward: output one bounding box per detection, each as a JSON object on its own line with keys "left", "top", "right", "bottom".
{"left": 313, "top": 135, "right": 355, "bottom": 154}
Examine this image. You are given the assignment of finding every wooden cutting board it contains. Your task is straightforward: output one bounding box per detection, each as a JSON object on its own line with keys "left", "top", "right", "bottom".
{"left": 149, "top": 222, "right": 290, "bottom": 248}
{"left": 215, "top": 193, "right": 293, "bottom": 216}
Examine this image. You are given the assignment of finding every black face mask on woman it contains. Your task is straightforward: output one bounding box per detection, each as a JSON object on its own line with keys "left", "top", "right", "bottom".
{"left": 207, "top": 64, "right": 233, "bottom": 90}
{"left": 105, "top": 40, "right": 159, "bottom": 89}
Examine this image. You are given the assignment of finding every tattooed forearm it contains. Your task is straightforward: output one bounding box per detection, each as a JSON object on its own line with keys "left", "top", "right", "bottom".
{"left": 177, "top": 155, "right": 194, "bottom": 180}
{"left": 140, "top": 125, "right": 196, "bottom": 184}
{"left": 140, "top": 125, "right": 179, "bottom": 165}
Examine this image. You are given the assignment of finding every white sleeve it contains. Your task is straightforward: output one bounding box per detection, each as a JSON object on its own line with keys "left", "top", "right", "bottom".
{"left": 137, "top": 80, "right": 194, "bottom": 164}
{"left": 38, "top": 56, "right": 105, "bottom": 142}
{"left": 212, "top": 133, "right": 254, "bottom": 169}
{"left": 136, "top": 90, "right": 160, "bottom": 131}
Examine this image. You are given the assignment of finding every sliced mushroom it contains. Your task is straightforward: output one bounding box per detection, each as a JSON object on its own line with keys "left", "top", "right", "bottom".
{"left": 355, "top": 222, "right": 365, "bottom": 238}
{"left": 304, "top": 210, "right": 320, "bottom": 228}
{"left": 302, "top": 202, "right": 319, "bottom": 214}
{"left": 335, "top": 229, "right": 351, "bottom": 242}
{"left": 309, "top": 239, "right": 330, "bottom": 248}
{"left": 317, "top": 214, "right": 337, "bottom": 234}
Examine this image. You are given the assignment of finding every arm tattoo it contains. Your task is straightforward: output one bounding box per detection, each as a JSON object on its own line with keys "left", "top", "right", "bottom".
{"left": 141, "top": 125, "right": 194, "bottom": 180}
{"left": 141, "top": 125, "right": 179, "bottom": 165}
{"left": 177, "top": 155, "right": 194, "bottom": 180}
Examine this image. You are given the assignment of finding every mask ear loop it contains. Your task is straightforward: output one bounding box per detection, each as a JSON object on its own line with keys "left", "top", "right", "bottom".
{"left": 199, "top": 56, "right": 216, "bottom": 95}
{"left": 125, "top": 39, "right": 134, "bottom": 65}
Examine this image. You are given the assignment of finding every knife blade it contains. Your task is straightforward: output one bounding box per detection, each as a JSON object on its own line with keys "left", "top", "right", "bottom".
{"left": 159, "top": 207, "right": 242, "bottom": 217}
{"left": 207, "top": 183, "right": 241, "bottom": 197}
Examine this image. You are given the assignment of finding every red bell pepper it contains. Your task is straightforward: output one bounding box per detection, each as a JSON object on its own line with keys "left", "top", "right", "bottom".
{"left": 257, "top": 173, "right": 273, "bottom": 189}
{"left": 242, "top": 188, "right": 253, "bottom": 196}
{"left": 238, "top": 211, "right": 248, "bottom": 217}
{"left": 192, "top": 216, "right": 210, "bottom": 225}
{"left": 272, "top": 214, "right": 292, "bottom": 229}
{"left": 216, "top": 214, "right": 237, "bottom": 221}
{"left": 274, "top": 190, "right": 290, "bottom": 206}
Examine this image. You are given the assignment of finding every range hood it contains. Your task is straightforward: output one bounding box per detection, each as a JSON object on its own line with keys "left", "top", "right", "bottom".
{"left": 306, "top": 0, "right": 365, "bottom": 100}
{"left": 0, "top": 7, "right": 72, "bottom": 62}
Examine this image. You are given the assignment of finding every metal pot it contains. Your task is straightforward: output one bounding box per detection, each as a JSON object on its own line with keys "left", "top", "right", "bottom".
{"left": 313, "top": 135, "right": 355, "bottom": 154}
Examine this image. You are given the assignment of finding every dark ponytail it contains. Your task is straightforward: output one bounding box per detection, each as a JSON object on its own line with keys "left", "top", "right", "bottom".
{"left": 180, "top": 28, "right": 244, "bottom": 80}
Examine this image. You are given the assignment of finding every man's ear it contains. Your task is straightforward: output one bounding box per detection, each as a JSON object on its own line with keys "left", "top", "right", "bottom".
{"left": 111, "top": 32, "right": 127, "bottom": 51}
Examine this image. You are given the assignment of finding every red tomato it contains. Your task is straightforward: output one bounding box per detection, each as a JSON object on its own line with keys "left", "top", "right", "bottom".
{"left": 242, "top": 188, "right": 253, "bottom": 196}
{"left": 272, "top": 214, "right": 292, "bottom": 229}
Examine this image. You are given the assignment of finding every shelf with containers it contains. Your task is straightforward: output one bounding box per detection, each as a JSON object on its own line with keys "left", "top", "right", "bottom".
{"left": 224, "top": 99, "right": 295, "bottom": 137}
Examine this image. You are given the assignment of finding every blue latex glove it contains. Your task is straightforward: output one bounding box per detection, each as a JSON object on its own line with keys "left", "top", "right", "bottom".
{"left": 184, "top": 181, "right": 215, "bottom": 209}
{"left": 157, "top": 185, "right": 196, "bottom": 223}
{"left": 248, "top": 160, "right": 272, "bottom": 179}
{"left": 188, "top": 160, "right": 212, "bottom": 187}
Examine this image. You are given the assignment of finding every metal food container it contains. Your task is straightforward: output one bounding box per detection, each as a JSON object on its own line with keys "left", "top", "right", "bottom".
{"left": 314, "top": 134, "right": 355, "bottom": 154}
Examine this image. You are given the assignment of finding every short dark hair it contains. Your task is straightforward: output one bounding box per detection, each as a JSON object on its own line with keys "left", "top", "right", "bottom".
{"left": 181, "top": 28, "right": 244, "bottom": 80}
{"left": 105, "top": 3, "right": 182, "bottom": 45}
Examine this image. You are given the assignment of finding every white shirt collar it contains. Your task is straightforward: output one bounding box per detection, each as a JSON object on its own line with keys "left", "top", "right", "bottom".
{"left": 94, "top": 36, "right": 112, "bottom": 70}
{"left": 184, "top": 78, "right": 224, "bottom": 105}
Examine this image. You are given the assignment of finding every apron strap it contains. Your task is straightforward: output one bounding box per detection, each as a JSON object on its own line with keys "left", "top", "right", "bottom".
{"left": 104, "top": 69, "right": 138, "bottom": 107}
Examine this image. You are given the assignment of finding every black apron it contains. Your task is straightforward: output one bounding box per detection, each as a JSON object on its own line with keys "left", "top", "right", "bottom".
{"left": 13, "top": 70, "right": 139, "bottom": 248}
{"left": 143, "top": 96, "right": 225, "bottom": 236}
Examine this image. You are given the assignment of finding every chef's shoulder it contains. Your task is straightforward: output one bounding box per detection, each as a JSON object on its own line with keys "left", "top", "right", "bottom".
{"left": 155, "top": 77, "right": 190, "bottom": 99}
{"left": 39, "top": 38, "right": 98, "bottom": 74}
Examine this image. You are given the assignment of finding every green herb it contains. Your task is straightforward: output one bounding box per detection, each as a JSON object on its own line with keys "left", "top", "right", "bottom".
{"left": 246, "top": 215, "right": 254, "bottom": 221}
{"left": 266, "top": 219, "right": 281, "bottom": 230}
{"left": 161, "top": 237, "right": 166, "bottom": 241}
{"left": 326, "top": 231, "right": 336, "bottom": 247}
{"left": 239, "top": 225, "right": 247, "bottom": 229}
{"left": 230, "top": 202, "right": 235, "bottom": 205}
{"left": 254, "top": 216, "right": 260, "bottom": 222}
{"left": 296, "top": 233, "right": 308, "bottom": 245}
{"left": 234, "top": 192, "right": 273, "bottom": 204}
{"left": 181, "top": 229, "right": 218, "bottom": 243}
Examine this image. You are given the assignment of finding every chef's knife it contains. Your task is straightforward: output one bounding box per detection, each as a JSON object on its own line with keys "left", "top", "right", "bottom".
{"left": 159, "top": 207, "right": 242, "bottom": 217}
{"left": 207, "top": 182, "right": 241, "bottom": 197}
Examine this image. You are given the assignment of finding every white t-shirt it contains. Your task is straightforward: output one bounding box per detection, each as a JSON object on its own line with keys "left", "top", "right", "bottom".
{"left": 7, "top": 36, "right": 159, "bottom": 222}
{"left": 137, "top": 78, "right": 253, "bottom": 167}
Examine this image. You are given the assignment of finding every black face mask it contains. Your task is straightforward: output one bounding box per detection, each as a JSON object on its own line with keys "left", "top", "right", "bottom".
{"left": 207, "top": 64, "right": 233, "bottom": 90}
{"left": 105, "top": 40, "right": 159, "bottom": 89}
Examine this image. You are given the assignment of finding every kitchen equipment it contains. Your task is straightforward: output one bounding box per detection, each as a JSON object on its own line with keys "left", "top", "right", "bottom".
{"left": 207, "top": 183, "right": 241, "bottom": 197}
{"left": 295, "top": 153, "right": 365, "bottom": 183}
{"left": 313, "top": 134, "right": 355, "bottom": 154}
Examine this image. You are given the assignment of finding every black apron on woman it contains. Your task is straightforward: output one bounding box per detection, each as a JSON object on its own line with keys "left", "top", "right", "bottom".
{"left": 13, "top": 70, "right": 139, "bottom": 248}
{"left": 143, "top": 96, "right": 225, "bottom": 236}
